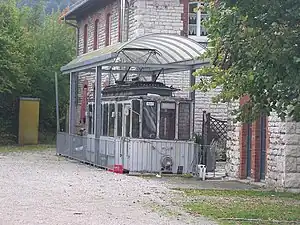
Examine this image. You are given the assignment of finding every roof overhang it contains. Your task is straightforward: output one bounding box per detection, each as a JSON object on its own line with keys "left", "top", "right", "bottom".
{"left": 63, "top": 0, "right": 110, "bottom": 20}
{"left": 61, "top": 33, "right": 209, "bottom": 75}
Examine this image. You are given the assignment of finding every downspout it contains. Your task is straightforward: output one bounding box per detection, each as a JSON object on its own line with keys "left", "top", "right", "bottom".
{"left": 120, "top": 0, "right": 129, "bottom": 42}
{"left": 125, "top": 0, "right": 129, "bottom": 41}
{"left": 64, "top": 18, "right": 80, "bottom": 56}
{"left": 120, "top": 0, "right": 125, "bottom": 42}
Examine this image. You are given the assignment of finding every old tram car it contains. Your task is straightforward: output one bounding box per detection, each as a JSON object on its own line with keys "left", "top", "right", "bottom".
{"left": 83, "top": 78, "right": 196, "bottom": 174}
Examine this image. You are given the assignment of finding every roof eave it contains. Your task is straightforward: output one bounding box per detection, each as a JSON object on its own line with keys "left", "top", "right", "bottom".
{"left": 63, "top": 0, "right": 109, "bottom": 20}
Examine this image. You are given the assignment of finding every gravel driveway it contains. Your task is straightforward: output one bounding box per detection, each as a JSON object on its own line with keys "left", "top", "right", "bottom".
{"left": 0, "top": 150, "right": 215, "bottom": 225}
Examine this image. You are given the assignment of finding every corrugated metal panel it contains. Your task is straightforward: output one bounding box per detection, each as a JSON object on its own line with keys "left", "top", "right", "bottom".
{"left": 57, "top": 133, "right": 197, "bottom": 174}
{"left": 123, "top": 139, "right": 196, "bottom": 173}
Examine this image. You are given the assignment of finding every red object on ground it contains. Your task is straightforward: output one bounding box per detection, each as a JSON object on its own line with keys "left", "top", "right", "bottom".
{"left": 113, "top": 165, "right": 124, "bottom": 174}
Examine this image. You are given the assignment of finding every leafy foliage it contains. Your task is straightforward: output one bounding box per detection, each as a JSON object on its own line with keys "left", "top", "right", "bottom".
{"left": 194, "top": 0, "right": 300, "bottom": 122}
{"left": 0, "top": 0, "right": 75, "bottom": 144}
{"left": 0, "top": 0, "right": 29, "bottom": 93}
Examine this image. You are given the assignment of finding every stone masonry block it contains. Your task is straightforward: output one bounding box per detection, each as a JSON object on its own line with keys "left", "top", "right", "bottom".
{"left": 285, "top": 156, "right": 297, "bottom": 172}
{"left": 285, "top": 173, "right": 300, "bottom": 188}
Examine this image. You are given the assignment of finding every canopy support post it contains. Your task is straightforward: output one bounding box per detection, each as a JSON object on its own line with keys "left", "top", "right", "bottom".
{"left": 156, "top": 101, "right": 161, "bottom": 139}
{"left": 175, "top": 102, "right": 179, "bottom": 140}
{"left": 69, "top": 72, "right": 77, "bottom": 134}
{"left": 95, "top": 66, "right": 102, "bottom": 165}
{"left": 189, "top": 69, "right": 196, "bottom": 140}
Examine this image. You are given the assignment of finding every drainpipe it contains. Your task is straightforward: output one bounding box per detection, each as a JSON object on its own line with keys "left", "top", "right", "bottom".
{"left": 125, "top": 0, "right": 129, "bottom": 41}
{"left": 120, "top": 0, "right": 128, "bottom": 42}
{"left": 120, "top": 0, "right": 124, "bottom": 42}
{"left": 64, "top": 19, "right": 80, "bottom": 56}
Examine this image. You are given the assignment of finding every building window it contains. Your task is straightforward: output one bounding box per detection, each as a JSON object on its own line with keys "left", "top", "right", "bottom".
{"left": 105, "top": 13, "right": 112, "bottom": 46}
{"left": 93, "top": 19, "right": 99, "bottom": 50}
{"left": 188, "top": 2, "right": 208, "bottom": 37}
{"left": 83, "top": 24, "right": 88, "bottom": 53}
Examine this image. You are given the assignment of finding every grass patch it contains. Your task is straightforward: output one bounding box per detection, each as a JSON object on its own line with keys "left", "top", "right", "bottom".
{"left": 180, "top": 188, "right": 300, "bottom": 200}
{"left": 0, "top": 144, "right": 55, "bottom": 153}
{"left": 133, "top": 173, "right": 194, "bottom": 179}
{"left": 180, "top": 189, "right": 300, "bottom": 224}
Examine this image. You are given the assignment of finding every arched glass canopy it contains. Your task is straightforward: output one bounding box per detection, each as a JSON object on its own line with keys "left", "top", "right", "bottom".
{"left": 61, "top": 33, "right": 208, "bottom": 75}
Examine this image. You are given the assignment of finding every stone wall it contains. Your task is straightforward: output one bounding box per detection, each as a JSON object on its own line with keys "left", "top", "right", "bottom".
{"left": 225, "top": 101, "right": 240, "bottom": 178}
{"left": 77, "top": 1, "right": 120, "bottom": 55}
{"left": 133, "top": 0, "right": 183, "bottom": 36}
{"left": 224, "top": 103, "right": 300, "bottom": 192}
{"left": 267, "top": 114, "right": 300, "bottom": 192}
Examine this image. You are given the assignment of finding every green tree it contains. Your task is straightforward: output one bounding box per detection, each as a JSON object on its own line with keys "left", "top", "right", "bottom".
{"left": 194, "top": 0, "right": 300, "bottom": 121}
{"left": 0, "top": 0, "right": 30, "bottom": 93}
{"left": 0, "top": 0, "right": 75, "bottom": 144}
{"left": 27, "top": 11, "right": 75, "bottom": 132}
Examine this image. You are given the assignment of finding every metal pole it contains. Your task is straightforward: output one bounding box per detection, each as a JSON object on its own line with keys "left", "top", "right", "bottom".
{"left": 95, "top": 66, "right": 102, "bottom": 137}
{"left": 55, "top": 72, "right": 60, "bottom": 132}
{"left": 175, "top": 102, "right": 179, "bottom": 140}
{"left": 95, "top": 66, "right": 102, "bottom": 165}
{"left": 69, "top": 72, "right": 77, "bottom": 134}
{"left": 156, "top": 101, "right": 161, "bottom": 139}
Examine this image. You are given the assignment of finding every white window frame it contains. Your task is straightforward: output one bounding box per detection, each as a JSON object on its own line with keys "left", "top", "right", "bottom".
{"left": 188, "top": 1, "right": 208, "bottom": 43}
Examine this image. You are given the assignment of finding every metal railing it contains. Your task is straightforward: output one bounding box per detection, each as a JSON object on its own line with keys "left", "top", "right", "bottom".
{"left": 56, "top": 132, "right": 219, "bottom": 175}
{"left": 56, "top": 132, "right": 116, "bottom": 169}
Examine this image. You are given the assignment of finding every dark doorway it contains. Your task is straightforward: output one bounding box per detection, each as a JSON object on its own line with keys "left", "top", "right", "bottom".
{"left": 246, "top": 123, "right": 252, "bottom": 177}
{"left": 260, "top": 116, "right": 267, "bottom": 180}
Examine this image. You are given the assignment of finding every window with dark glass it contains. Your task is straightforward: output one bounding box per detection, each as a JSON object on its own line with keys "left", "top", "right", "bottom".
{"left": 87, "top": 103, "right": 95, "bottom": 135}
{"left": 124, "top": 104, "right": 131, "bottom": 137}
{"left": 102, "top": 104, "right": 108, "bottom": 136}
{"left": 178, "top": 103, "right": 190, "bottom": 140}
{"left": 132, "top": 100, "right": 140, "bottom": 138}
{"left": 117, "top": 104, "right": 123, "bottom": 136}
{"left": 159, "top": 102, "right": 176, "bottom": 140}
{"left": 105, "top": 14, "right": 112, "bottom": 46}
{"left": 142, "top": 101, "right": 157, "bottom": 139}
{"left": 93, "top": 19, "right": 99, "bottom": 50}
{"left": 83, "top": 24, "right": 88, "bottom": 53}
{"left": 109, "top": 103, "right": 115, "bottom": 137}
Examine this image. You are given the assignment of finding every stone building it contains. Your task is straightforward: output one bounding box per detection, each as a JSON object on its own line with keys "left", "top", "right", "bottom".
{"left": 61, "top": 0, "right": 300, "bottom": 191}
{"left": 62, "top": 0, "right": 228, "bottom": 135}
{"left": 226, "top": 96, "right": 300, "bottom": 192}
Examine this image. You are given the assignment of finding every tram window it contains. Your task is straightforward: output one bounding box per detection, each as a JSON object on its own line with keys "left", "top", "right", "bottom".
{"left": 124, "top": 104, "right": 131, "bottom": 137}
{"left": 117, "top": 104, "right": 123, "bottom": 137}
{"left": 109, "top": 103, "right": 115, "bottom": 137}
{"left": 132, "top": 100, "right": 140, "bottom": 138}
{"left": 102, "top": 104, "right": 108, "bottom": 136}
{"left": 178, "top": 103, "right": 190, "bottom": 140}
{"left": 142, "top": 101, "right": 157, "bottom": 139}
{"left": 87, "top": 103, "right": 95, "bottom": 135}
{"left": 159, "top": 102, "right": 176, "bottom": 140}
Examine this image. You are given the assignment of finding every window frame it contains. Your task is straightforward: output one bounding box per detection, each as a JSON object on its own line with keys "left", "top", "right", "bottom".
{"left": 188, "top": 1, "right": 208, "bottom": 42}
{"left": 93, "top": 19, "right": 99, "bottom": 50}
{"left": 105, "top": 13, "right": 112, "bottom": 46}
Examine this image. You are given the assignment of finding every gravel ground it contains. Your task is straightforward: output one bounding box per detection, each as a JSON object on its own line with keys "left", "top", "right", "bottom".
{"left": 0, "top": 150, "right": 215, "bottom": 225}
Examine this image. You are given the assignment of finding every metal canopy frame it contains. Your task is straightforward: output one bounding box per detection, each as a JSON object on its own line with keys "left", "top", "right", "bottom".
{"left": 61, "top": 33, "right": 209, "bottom": 78}
{"left": 66, "top": 33, "right": 208, "bottom": 140}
